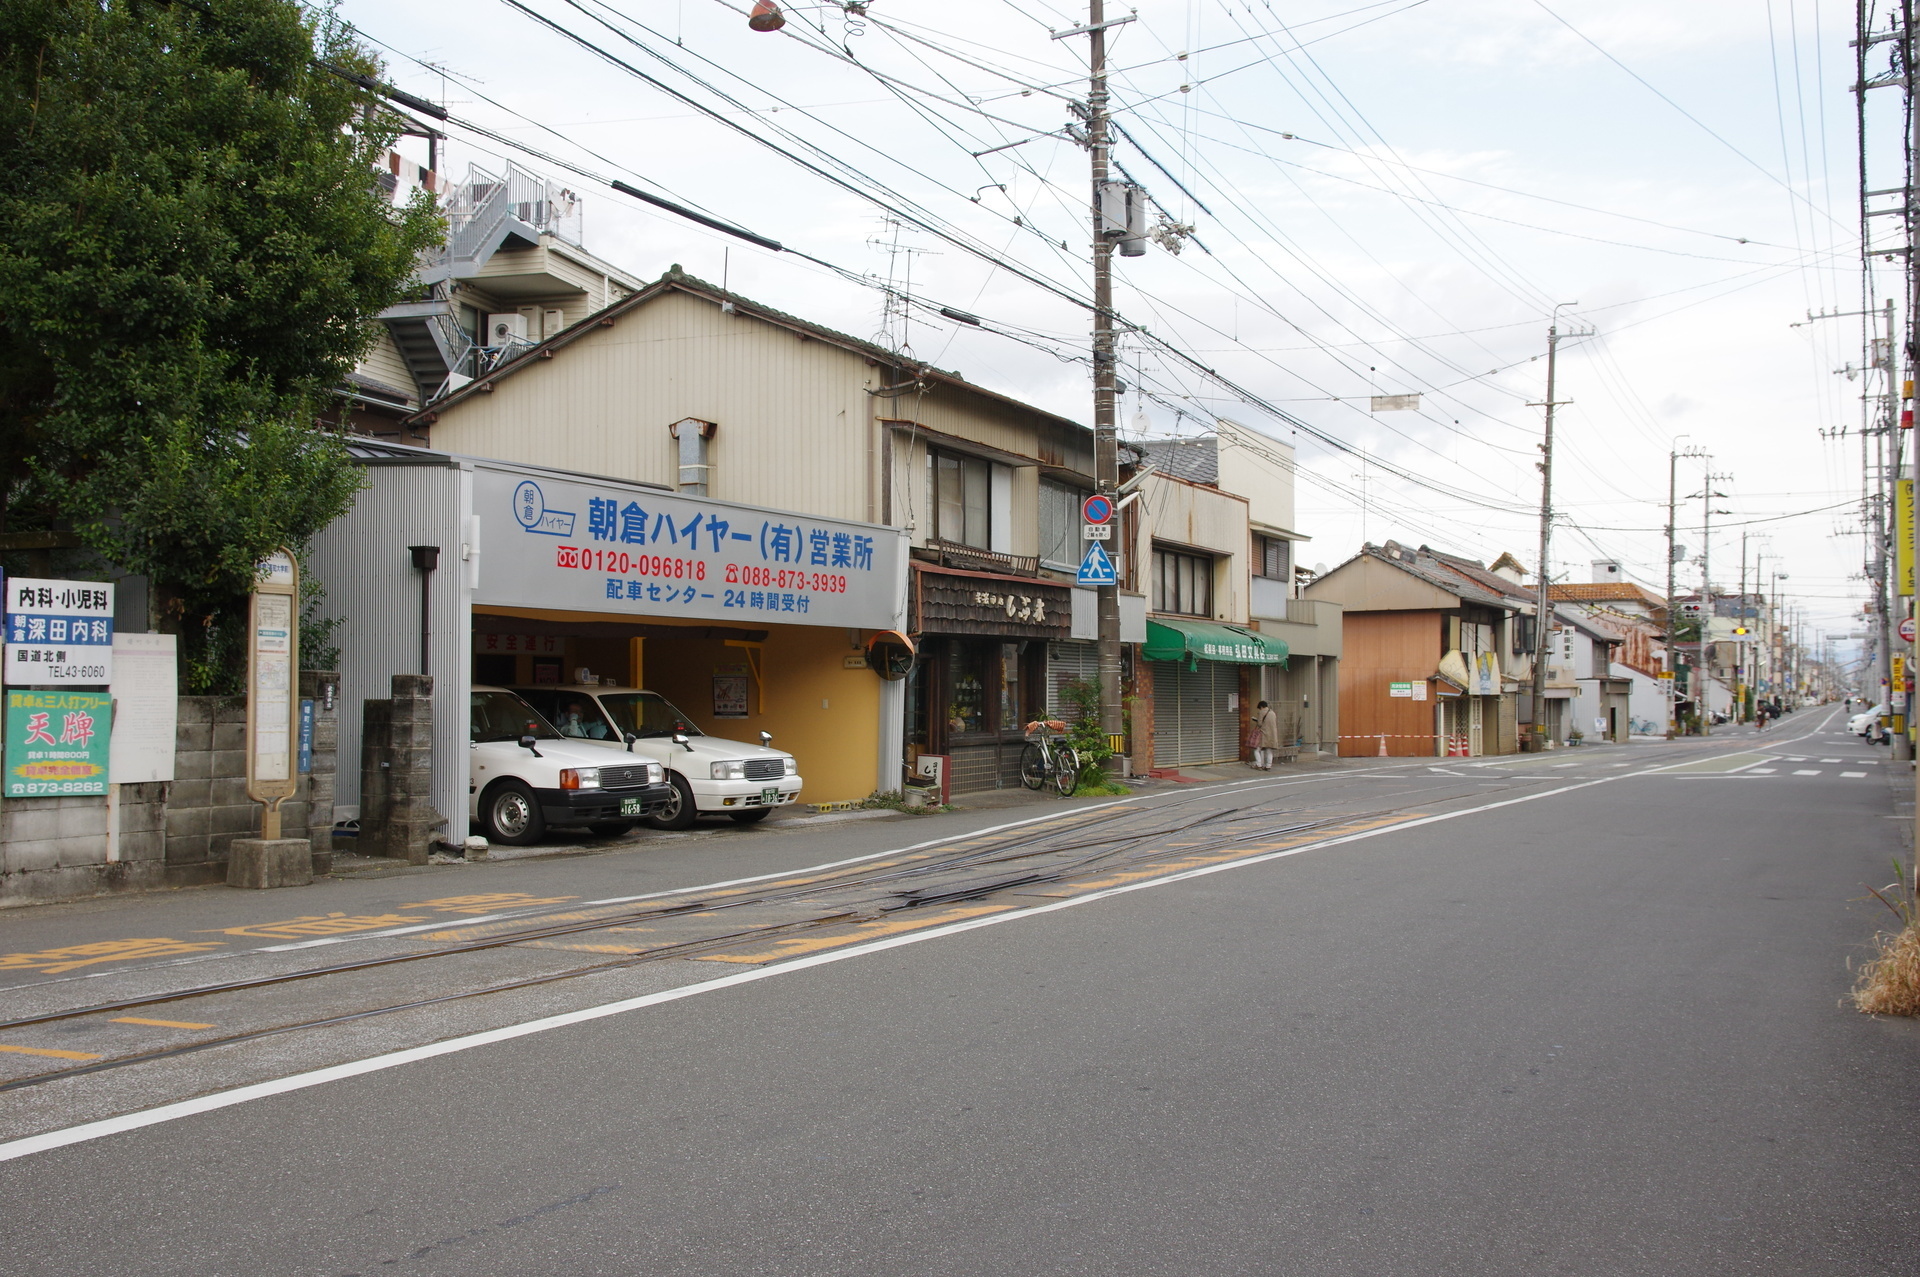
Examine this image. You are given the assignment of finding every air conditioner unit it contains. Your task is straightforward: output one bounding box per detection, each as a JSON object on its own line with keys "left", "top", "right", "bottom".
{"left": 543, "top": 308, "right": 566, "bottom": 338}
{"left": 487, "top": 312, "right": 529, "bottom": 347}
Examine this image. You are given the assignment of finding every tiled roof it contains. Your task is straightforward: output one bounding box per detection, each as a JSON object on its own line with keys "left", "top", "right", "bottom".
{"left": 1138, "top": 437, "right": 1219, "bottom": 486}
{"left": 1549, "top": 582, "right": 1666, "bottom": 608}
{"left": 1360, "top": 542, "right": 1513, "bottom": 610}
{"left": 1424, "top": 547, "right": 1534, "bottom": 603}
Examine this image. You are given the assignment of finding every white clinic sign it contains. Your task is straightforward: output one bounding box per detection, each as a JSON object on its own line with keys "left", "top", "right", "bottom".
{"left": 247, "top": 550, "right": 299, "bottom": 838}
{"left": 473, "top": 466, "right": 905, "bottom": 629}
{"left": 5, "top": 577, "right": 113, "bottom": 687}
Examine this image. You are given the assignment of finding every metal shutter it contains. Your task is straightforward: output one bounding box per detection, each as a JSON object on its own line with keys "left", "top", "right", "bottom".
{"left": 1150, "top": 660, "right": 1240, "bottom": 766}
{"left": 1047, "top": 641, "right": 1100, "bottom": 720}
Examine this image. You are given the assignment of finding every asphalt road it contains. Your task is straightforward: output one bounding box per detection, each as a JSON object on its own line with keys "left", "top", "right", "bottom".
{"left": 3, "top": 709, "right": 1917, "bottom": 1274}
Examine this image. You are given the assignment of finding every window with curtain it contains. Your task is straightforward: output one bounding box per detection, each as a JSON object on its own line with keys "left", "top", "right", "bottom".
{"left": 1038, "top": 479, "right": 1083, "bottom": 569}
{"left": 931, "top": 450, "right": 991, "bottom": 548}
{"left": 1152, "top": 547, "right": 1214, "bottom": 617}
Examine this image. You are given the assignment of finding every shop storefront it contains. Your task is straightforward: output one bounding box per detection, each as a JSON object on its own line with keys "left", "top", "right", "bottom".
{"left": 309, "top": 443, "right": 909, "bottom": 834}
{"left": 906, "top": 564, "right": 1071, "bottom": 794}
{"left": 1140, "top": 618, "right": 1288, "bottom": 767}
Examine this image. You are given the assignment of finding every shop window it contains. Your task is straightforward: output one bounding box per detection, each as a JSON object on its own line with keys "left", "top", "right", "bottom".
{"left": 946, "top": 641, "right": 989, "bottom": 734}
{"left": 1038, "top": 479, "right": 1084, "bottom": 569}
{"left": 1255, "top": 534, "right": 1291, "bottom": 581}
{"left": 931, "top": 450, "right": 991, "bottom": 548}
{"left": 1152, "top": 546, "right": 1214, "bottom": 617}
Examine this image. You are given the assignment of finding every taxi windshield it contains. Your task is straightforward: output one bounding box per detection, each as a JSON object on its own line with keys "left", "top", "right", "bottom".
{"left": 469, "top": 691, "right": 564, "bottom": 743}
{"left": 597, "top": 693, "right": 705, "bottom": 740}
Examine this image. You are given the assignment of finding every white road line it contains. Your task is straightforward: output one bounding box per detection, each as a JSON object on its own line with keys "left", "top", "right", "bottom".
{"left": 0, "top": 764, "right": 1675, "bottom": 1165}
{"left": 1793, "top": 769, "right": 1822, "bottom": 776}
{"left": 1749, "top": 768, "right": 1778, "bottom": 775}
{"left": 1843, "top": 772, "right": 1867, "bottom": 778}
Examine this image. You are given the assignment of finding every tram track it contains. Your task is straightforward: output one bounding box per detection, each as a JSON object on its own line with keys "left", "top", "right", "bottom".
{"left": 0, "top": 776, "right": 1516, "bottom": 1093}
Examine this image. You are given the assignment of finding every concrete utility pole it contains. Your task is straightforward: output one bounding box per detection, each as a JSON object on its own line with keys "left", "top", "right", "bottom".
{"left": 1665, "top": 443, "right": 1705, "bottom": 738}
{"left": 1738, "top": 532, "right": 1749, "bottom": 722}
{"left": 1696, "top": 473, "right": 1731, "bottom": 734}
{"left": 1076, "top": 0, "right": 1125, "bottom": 741}
{"left": 1528, "top": 306, "right": 1585, "bottom": 750}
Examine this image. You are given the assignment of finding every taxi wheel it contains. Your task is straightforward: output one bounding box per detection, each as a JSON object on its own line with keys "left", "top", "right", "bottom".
{"left": 730, "top": 807, "right": 773, "bottom": 824}
{"left": 643, "top": 774, "right": 699, "bottom": 831}
{"left": 481, "top": 781, "right": 545, "bottom": 846}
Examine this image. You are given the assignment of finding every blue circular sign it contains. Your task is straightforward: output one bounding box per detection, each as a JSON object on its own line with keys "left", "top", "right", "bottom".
{"left": 513, "top": 480, "right": 545, "bottom": 528}
{"left": 1082, "top": 493, "right": 1114, "bottom": 524}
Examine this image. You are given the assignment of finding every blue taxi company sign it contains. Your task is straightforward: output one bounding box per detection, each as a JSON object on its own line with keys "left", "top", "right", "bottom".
{"left": 476, "top": 466, "right": 906, "bottom": 631}
{"left": 1081, "top": 493, "right": 1114, "bottom": 524}
{"left": 5, "top": 577, "right": 114, "bottom": 687}
{"left": 1076, "top": 540, "right": 1118, "bottom": 586}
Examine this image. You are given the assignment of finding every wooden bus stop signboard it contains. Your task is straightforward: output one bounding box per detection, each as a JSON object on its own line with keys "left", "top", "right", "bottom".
{"left": 247, "top": 550, "right": 299, "bottom": 838}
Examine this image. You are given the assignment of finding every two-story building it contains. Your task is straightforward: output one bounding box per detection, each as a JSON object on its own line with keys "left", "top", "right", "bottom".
{"left": 329, "top": 263, "right": 1155, "bottom": 806}
{"left": 1304, "top": 541, "right": 1530, "bottom": 756}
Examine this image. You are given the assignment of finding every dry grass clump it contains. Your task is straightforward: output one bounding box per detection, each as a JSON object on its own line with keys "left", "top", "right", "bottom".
{"left": 1853, "top": 860, "right": 1920, "bottom": 1016}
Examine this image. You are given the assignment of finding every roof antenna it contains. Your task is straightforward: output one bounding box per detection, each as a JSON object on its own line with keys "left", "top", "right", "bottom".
{"left": 720, "top": 247, "right": 734, "bottom": 316}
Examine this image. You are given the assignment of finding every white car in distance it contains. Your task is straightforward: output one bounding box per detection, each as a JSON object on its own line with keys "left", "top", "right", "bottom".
{"left": 469, "top": 688, "right": 670, "bottom": 845}
{"left": 516, "top": 685, "right": 802, "bottom": 829}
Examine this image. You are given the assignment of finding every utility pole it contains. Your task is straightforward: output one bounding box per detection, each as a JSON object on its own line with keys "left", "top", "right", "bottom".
{"left": 1075, "top": 0, "right": 1125, "bottom": 742}
{"left": 1697, "top": 473, "right": 1731, "bottom": 734}
{"left": 1665, "top": 443, "right": 1705, "bottom": 738}
{"left": 1738, "top": 531, "right": 1749, "bottom": 723}
{"left": 1527, "top": 306, "right": 1586, "bottom": 750}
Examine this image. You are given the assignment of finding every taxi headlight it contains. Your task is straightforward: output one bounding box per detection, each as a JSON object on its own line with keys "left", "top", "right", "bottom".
{"left": 558, "top": 768, "right": 600, "bottom": 790}
{"left": 649, "top": 763, "right": 664, "bottom": 784}
{"left": 711, "top": 761, "right": 746, "bottom": 780}
{"left": 784, "top": 757, "right": 799, "bottom": 776}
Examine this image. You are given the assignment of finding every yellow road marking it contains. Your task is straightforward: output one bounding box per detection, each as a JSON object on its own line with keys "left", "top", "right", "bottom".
{"left": 696, "top": 905, "right": 1015, "bottom": 964}
{"left": 109, "top": 1017, "right": 214, "bottom": 1030}
{"left": 0, "top": 939, "right": 225, "bottom": 974}
{"left": 401, "top": 893, "right": 578, "bottom": 913}
{"left": 204, "top": 914, "right": 428, "bottom": 939}
{"left": 0, "top": 1044, "right": 101, "bottom": 1061}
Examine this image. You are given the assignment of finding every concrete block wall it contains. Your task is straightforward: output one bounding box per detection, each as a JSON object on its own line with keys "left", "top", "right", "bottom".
{"left": 0, "top": 675, "right": 343, "bottom": 905}
{"left": 0, "top": 782, "right": 169, "bottom": 904}
{"left": 358, "top": 674, "right": 440, "bottom": 864}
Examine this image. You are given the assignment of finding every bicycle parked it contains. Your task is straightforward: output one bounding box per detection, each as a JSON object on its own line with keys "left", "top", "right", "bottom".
{"left": 1020, "top": 720, "right": 1080, "bottom": 796}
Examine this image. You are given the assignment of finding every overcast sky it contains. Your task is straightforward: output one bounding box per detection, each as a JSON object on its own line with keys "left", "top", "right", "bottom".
{"left": 336, "top": 0, "right": 1891, "bottom": 665}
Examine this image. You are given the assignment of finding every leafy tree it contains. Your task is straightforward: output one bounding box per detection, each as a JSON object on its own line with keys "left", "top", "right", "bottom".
{"left": 0, "top": 0, "right": 440, "bottom": 690}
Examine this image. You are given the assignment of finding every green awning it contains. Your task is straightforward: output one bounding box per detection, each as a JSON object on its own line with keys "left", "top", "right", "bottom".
{"left": 1143, "top": 618, "right": 1288, "bottom": 668}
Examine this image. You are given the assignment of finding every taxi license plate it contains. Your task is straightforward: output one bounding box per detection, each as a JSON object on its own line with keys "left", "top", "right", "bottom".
{"left": 620, "top": 797, "right": 644, "bottom": 816}
{"left": 761, "top": 787, "right": 780, "bottom": 805}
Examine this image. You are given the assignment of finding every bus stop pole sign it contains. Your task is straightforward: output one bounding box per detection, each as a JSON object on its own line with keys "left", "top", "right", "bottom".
{"left": 247, "top": 549, "right": 300, "bottom": 839}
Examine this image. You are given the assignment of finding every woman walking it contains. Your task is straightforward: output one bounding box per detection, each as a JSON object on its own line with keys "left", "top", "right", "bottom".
{"left": 1251, "top": 699, "right": 1281, "bottom": 770}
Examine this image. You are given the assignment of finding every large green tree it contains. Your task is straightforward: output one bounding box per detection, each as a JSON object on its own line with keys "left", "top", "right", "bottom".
{"left": 0, "top": 0, "right": 440, "bottom": 690}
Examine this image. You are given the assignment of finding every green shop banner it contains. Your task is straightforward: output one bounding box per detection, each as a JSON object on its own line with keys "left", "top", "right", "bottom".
{"left": 5, "top": 689, "right": 111, "bottom": 797}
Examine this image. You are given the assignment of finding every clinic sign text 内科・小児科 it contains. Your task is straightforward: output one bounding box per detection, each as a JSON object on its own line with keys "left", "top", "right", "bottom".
{"left": 476, "top": 468, "right": 904, "bottom": 630}
{"left": 5, "top": 577, "right": 113, "bottom": 687}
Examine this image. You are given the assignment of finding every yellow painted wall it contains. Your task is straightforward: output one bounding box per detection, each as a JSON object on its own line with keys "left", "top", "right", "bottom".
{"left": 474, "top": 607, "right": 882, "bottom": 803}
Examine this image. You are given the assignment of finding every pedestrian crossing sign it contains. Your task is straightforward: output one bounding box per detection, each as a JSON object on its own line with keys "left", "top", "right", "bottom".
{"left": 1076, "top": 540, "right": 1117, "bottom": 586}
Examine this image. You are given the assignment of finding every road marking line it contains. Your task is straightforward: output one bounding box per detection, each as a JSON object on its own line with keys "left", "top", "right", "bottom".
{"left": 109, "top": 1018, "right": 213, "bottom": 1030}
{"left": 1820, "top": 759, "right": 1841, "bottom": 763}
{"left": 0, "top": 1045, "right": 101, "bottom": 1061}
{"left": 1793, "top": 769, "right": 1821, "bottom": 776}
{"left": 0, "top": 715, "right": 1850, "bottom": 1164}
{"left": 1749, "top": 768, "right": 1777, "bottom": 774}
{"left": 0, "top": 767, "right": 1674, "bottom": 1166}
{"left": 1843, "top": 772, "right": 1867, "bottom": 778}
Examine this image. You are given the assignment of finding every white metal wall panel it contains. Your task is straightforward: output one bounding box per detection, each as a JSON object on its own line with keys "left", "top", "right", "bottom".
{"left": 1046, "top": 641, "right": 1099, "bottom": 720}
{"left": 305, "top": 460, "right": 472, "bottom": 837}
{"left": 1150, "top": 660, "right": 1240, "bottom": 766}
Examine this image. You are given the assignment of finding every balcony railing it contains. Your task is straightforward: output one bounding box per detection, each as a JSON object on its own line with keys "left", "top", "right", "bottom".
{"left": 914, "top": 540, "right": 1040, "bottom": 577}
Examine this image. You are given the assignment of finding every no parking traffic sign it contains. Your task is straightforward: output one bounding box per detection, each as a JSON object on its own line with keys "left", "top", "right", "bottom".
{"left": 1081, "top": 493, "right": 1113, "bottom": 525}
{"left": 1902, "top": 616, "right": 1916, "bottom": 643}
